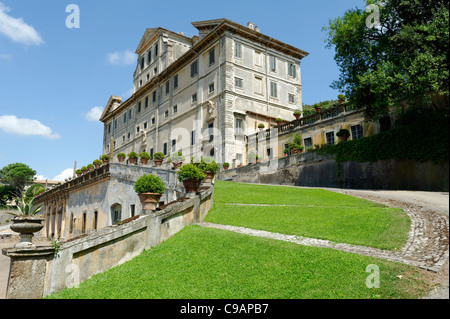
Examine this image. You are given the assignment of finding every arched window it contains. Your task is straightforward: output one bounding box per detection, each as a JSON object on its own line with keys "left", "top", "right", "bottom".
{"left": 111, "top": 204, "right": 122, "bottom": 224}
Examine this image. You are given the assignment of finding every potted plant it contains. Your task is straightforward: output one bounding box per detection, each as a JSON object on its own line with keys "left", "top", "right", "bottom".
{"left": 81, "top": 166, "right": 88, "bottom": 175}
{"left": 153, "top": 152, "right": 165, "bottom": 166}
{"left": 128, "top": 152, "right": 139, "bottom": 164}
{"left": 87, "top": 164, "right": 94, "bottom": 172}
{"left": 101, "top": 154, "right": 110, "bottom": 165}
{"left": 284, "top": 149, "right": 290, "bottom": 157}
{"left": 314, "top": 103, "right": 322, "bottom": 113}
{"left": 133, "top": 174, "right": 166, "bottom": 211}
{"left": 223, "top": 162, "right": 230, "bottom": 170}
{"left": 170, "top": 152, "right": 185, "bottom": 169}
{"left": 288, "top": 143, "right": 300, "bottom": 154}
{"left": 117, "top": 153, "right": 126, "bottom": 163}
{"left": 199, "top": 160, "right": 219, "bottom": 184}
{"left": 177, "top": 163, "right": 206, "bottom": 194}
{"left": 93, "top": 159, "right": 102, "bottom": 169}
{"left": 338, "top": 94, "right": 346, "bottom": 105}
{"left": 258, "top": 123, "right": 265, "bottom": 131}
{"left": 314, "top": 144, "right": 320, "bottom": 149}
{"left": 336, "top": 128, "right": 350, "bottom": 141}
{"left": 139, "top": 151, "right": 151, "bottom": 165}
{"left": 76, "top": 169, "right": 82, "bottom": 177}
{"left": 276, "top": 118, "right": 283, "bottom": 126}
{"left": 293, "top": 110, "right": 302, "bottom": 119}
{"left": 8, "top": 195, "right": 43, "bottom": 248}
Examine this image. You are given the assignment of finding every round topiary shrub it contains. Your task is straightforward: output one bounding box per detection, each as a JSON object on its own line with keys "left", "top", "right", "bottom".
{"left": 153, "top": 152, "right": 165, "bottom": 160}
{"left": 139, "top": 151, "right": 151, "bottom": 159}
{"left": 117, "top": 153, "right": 126, "bottom": 158}
{"left": 101, "top": 155, "right": 110, "bottom": 161}
{"left": 134, "top": 174, "right": 166, "bottom": 194}
{"left": 128, "top": 151, "right": 139, "bottom": 159}
{"left": 176, "top": 163, "right": 206, "bottom": 182}
{"left": 93, "top": 159, "right": 102, "bottom": 166}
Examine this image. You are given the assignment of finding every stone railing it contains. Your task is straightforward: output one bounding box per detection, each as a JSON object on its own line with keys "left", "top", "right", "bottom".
{"left": 2, "top": 186, "right": 214, "bottom": 299}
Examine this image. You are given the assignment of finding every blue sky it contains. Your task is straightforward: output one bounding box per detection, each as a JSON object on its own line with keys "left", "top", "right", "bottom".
{"left": 0, "top": 0, "right": 365, "bottom": 181}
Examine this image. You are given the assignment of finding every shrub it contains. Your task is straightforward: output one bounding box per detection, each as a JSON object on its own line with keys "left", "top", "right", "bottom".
{"left": 284, "top": 149, "right": 290, "bottom": 154}
{"left": 101, "top": 155, "right": 110, "bottom": 161}
{"left": 76, "top": 169, "right": 82, "bottom": 174}
{"left": 336, "top": 129, "right": 350, "bottom": 138}
{"left": 201, "top": 161, "right": 219, "bottom": 173}
{"left": 177, "top": 164, "right": 206, "bottom": 182}
{"left": 171, "top": 152, "right": 185, "bottom": 163}
{"left": 139, "top": 151, "right": 151, "bottom": 159}
{"left": 293, "top": 134, "right": 302, "bottom": 146}
{"left": 117, "top": 153, "right": 126, "bottom": 158}
{"left": 293, "top": 110, "right": 302, "bottom": 115}
{"left": 134, "top": 174, "right": 166, "bottom": 194}
{"left": 223, "top": 162, "right": 230, "bottom": 167}
{"left": 258, "top": 123, "right": 265, "bottom": 128}
{"left": 288, "top": 143, "right": 300, "bottom": 150}
{"left": 128, "top": 152, "right": 139, "bottom": 159}
{"left": 276, "top": 118, "right": 283, "bottom": 122}
{"left": 153, "top": 152, "right": 165, "bottom": 160}
{"left": 81, "top": 166, "right": 88, "bottom": 171}
{"left": 338, "top": 94, "right": 346, "bottom": 101}
{"left": 87, "top": 164, "right": 94, "bottom": 169}
{"left": 93, "top": 159, "right": 102, "bottom": 166}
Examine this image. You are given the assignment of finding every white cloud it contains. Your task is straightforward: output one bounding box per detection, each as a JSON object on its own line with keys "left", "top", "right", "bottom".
{"left": 53, "top": 168, "right": 74, "bottom": 182}
{"left": 85, "top": 106, "right": 103, "bottom": 122}
{"left": 34, "top": 174, "right": 49, "bottom": 181}
{"left": 0, "top": 2, "right": 44, "bottom": 46}
{"left": 107, "top": 50, "right": 136, "bottom": 65}
{"left": 0, "top": 115, "right": 60, "bottom": 139}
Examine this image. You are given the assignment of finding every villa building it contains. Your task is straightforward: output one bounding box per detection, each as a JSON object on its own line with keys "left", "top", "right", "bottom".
{"left": 100, "top": 19, "right": 309, "bottom": 167}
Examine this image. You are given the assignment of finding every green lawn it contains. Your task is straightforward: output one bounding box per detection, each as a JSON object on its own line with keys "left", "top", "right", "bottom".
{"left": 47, "top": 226, "right": 431, "bottom": 299}
{"left": 205, "top": 181, "right": 410, "bottom": 250}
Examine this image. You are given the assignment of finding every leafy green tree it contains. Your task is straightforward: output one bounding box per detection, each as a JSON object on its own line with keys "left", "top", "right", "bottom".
{"left": 24, "top": 183, "right": 45, "bottom": 202}
{"left": 324, "top": 0, "right": 449, "bottom": 121}
{"left": 0, "top": 163, "right": 36, "bottom": 195}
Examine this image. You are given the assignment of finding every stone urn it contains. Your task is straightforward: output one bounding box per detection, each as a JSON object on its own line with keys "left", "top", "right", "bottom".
{"left": 154, "top": 159, "right": 163, "bottom": 167}
{"left": 223, "top": 164, "right": 229, "bottom": 170}
{"left": 138, "top": 193, "right": 162, "bottom": 211}
{"left": 9, "top": 216, "right": 44, "bottom": 248}
{"left": 203, "top": 171, "right": 215, "bottom": 184}
{"left": 182, "top": 179, "right": 201, "bottom": 194}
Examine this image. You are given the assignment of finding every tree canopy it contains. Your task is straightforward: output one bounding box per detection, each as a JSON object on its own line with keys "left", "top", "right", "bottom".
{"left": 0, "top": 163, "right": 36, "bottom": 195}
{"left": 324, "top": 0, "right": 449, "bottom": 121}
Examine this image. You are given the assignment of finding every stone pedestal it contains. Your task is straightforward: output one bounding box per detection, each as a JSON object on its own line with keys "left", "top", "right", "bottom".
{"left": 2, "top": 246, "right": 55, "bottom": 299}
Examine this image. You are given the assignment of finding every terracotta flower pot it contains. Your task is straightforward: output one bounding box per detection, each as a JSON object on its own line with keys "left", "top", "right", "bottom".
{"left": 276, "top": 121, "right": 282, "bottom": 126}
{"left": 118, "top": 157, "right": 125, "bottom": 163}
{"left": 82, "top": 170, "right": 88, "bottom": 175}
{"left": 294, "top": 114, "right": 301, "bottom": 119}
{"left": 129, "top": 158, "right": 137, "bottom": 165}
{"left": 154, "top": 159, "right": 163, "bottom": 167}
{"left": 10, "top": 216, "right": 44, "bottom": 248}
{"left": 94, "top": 164, "right": 101, "bottom": 169}
{"left": 138, "top": 193, "right": 162, "bottom": 211}
{"left": 76, "top": 173, "right": 82, "bottom": 178}
{"left": 102, "top": 160, "right": 109, "bottom": 165}
{"left": 140, "top": 158, "right": 149, "bottom": 165}
{"left": 172, "top": 162, "right": 183, "bottom": 169}
{"left": 223, "top": 165, "right": 229, "bottom": 170}
{"left": 88, "top": 167, "right": 94, "bottom": 172}
{"left": 315, "top": 107, "right": 322, "bottom": 113}
{"left": 182, "top": 179, "right": 201, "bottom": 193}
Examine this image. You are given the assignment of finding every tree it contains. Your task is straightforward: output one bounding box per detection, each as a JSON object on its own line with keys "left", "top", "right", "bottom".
{"left": 0, "top": 163, "right": 36, "bottom": 196}
{"left": 324, "top": 0, "right": 449, "bottom": 121}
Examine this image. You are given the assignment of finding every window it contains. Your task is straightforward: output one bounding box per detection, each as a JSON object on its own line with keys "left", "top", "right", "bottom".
{"left": 254, "top": 76, "right": 263, "bottom": 94}
{"left": 173, "top": 105, "right": 178, "bottom": 114}
{"left": 288, "top": 62, "right": 297, "bottom": 78}
{"left": 130, "top": 205, "right": 135, "bottom": 218}
{"left": 138, "top": 101, "right": 141, "bottom": 113}
{"left": 288, "top": 94, "right": 295, "bottom": 104}
{"left": 191, "top": 93, "right": 197, "bottom": 104}
{"left": 235, "top": 118, "right": 243, "bottom": 135}
{"left": 235, "top": 42, "right": 242, "bottom": 58}
{"left": 146, "top": 73, "right": 150, "bottom": 81}
{"left": 173, "top": 74, "right": 178, "bottom": 89}
{"left": 191, "top": 60, "right": 198, "bottom": 77}
{"left": 153, "top": 91, "right": 157, "bottom": 102}
{"left": 136, "top": 126, "right": 140, "bottom": 133}
{"left": 172, "top": 139, "right": 176, "bottom": 152}
{"left": 254, "top": 51, "right": 262, "bottom": 66}
{"left": 93, "top": 211, "right": 98, "bottom": 231}
{"left": 145, "top": 96, "right": 149, "bottom": 108}
{"left": 235, "top": 77, "right": 243, "bottom": 89}
{"left": 82, "top": 212, "right": 86, "bottom": 234}
{"left": 208, "top": 122, "right": 214, "bottom": 142}
{"left": 163, "top": 143, "right": 167, "bottom": 155}
{"left": 165, "top": 81, "right": 170, "bottom": 95}
{"left": 129, "top": 109, "right": 132, "bottom": 119}
{"left": 127, "top": 132, "right": 131, "bottom": 139}
{"left": 351, "top": 124, "right": 363, "bottom": 140}
{"left": 123, "top": 113, "right": 127, "bottom": 123}
{"left": 143, "top": 122, "right": 147, "bottom": 129}
{"left": 270, "top": 82, "right": 278, "bottom": 98}
{"left": 154, "top": 67, "right": 158, "bottom": 75}
{"left": 111, "top": 204, "right": 122, "bottom": 224}
{"left": 267, "top": 148, "right": 273, "bottom": 160}
{"left": 208, "top": 82, "right": 215, "bottom": 94}
{"left": 164, "top": 110, "right": 169, "bottom": 119}
{"left": 141, "top": 57, "right": 145, "bottom": 70}
{"left": 269, "top": 55, "right": 276, "bottom": 72}
{"left": 326, "top": 132, "right": 335, "bottom": 145}
{"left": 69, "top": 213, "right": 74, "bottom": 234}
{"left": 108, "top": 123, "right": 111, "bottom": 134}
{"left": 139, "top": 79, "right": 142, "bottom": 87}
{"left": 147, "top": 50, "right": 152, "bottom": 63}
{"left": 150, "top": 148, "right": 154, "bottom": 159}
{"left": 191, "top": 130, "right": 195, "bottom": 146}
{"left": 151, "top": 117, "right": 155, "bottom": 125}
{"left": 114, "top": 119, "right": 117, "bottom": 129}
{"left": 304, "top": 137, "right": 312, "bottom": 149}
{"left": 209, "top": 48, "right": 215, "bottom": 65}
{"left": 122, "top": 135, "right": 125, "bottom": 142}
{"left": 155, "top": 43, "right": 158, "bottom": 56}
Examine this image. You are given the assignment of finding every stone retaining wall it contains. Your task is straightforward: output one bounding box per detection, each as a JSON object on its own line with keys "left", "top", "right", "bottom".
{"left": 2, "top": 186, "right": 214, "bottom": 299}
